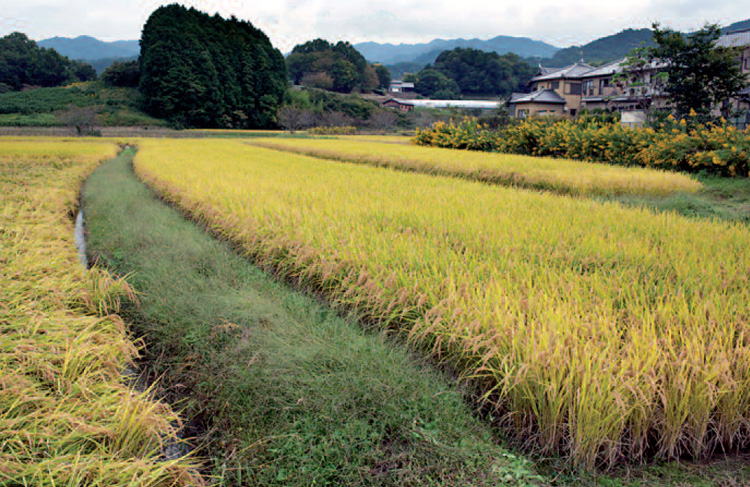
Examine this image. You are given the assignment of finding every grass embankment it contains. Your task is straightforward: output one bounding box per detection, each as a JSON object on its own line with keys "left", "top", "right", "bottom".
{"left": 249, "top": 137, "right": 700, "bottom": 197}
{"left": 610, "top": 174, "right": 750, "bottom": 224}
{"left": 0, "top": 139, "right": 200, "bottom": 486}
{"left": 0, "top": 81, "right": 166, "bottom": 127}
{"left": 133, "top": 139, "right": 750, "bottom": 470}
{"left": 83, "top": 149, "right": 542, "bottom": 486}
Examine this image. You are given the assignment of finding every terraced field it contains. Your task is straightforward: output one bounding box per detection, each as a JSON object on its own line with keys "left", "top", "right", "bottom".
{"left": 251, "top": 136, "right": 701, "bottom": 196}
{"left": 134, "top": 137, "right": 750, "bottom": 469}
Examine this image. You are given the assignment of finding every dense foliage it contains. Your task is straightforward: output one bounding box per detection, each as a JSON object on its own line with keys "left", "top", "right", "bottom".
{"left": 139, "top": 4, "right": 287, "bottom": 128}
{"left": 415, "top": 115, "right": 750, "bottom": 176}
{"left": 101, "top": 60, "right": 140, "bottom": 87}
{"left": 413, "top": 48, "right": 533, "bottom": 98}
{"left": 0, "top": 32, "right": 96, "bottom": 92}
{"left": 286, "top": 39, "right": 380, "bottom": 93}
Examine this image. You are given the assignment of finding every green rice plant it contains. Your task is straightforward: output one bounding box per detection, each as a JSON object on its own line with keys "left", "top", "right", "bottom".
{"left": 250, "top": 136, "right": 701, "bottom": 197}
{"left": 0, "top": 138, "right": 203, "bottom": 486}
{"left": 134, "top": 138, "right": 750, "bottom": 469}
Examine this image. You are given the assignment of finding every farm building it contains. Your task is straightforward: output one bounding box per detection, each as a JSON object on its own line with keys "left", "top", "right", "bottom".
{"left": 389, "top": 81, "right": 415, "bottom": 93}
{"left": 382, "top": 98, "right": 503, "bottom": 112}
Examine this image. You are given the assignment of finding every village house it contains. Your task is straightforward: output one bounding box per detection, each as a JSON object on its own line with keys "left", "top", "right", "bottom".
{"left": 510, "top": 28, "right": 750, "bottom": 126}
{"left": 718, "top": 28, "right": 750, "bottom": 127}
{"left": 508, "top": 90, "right": 566, "bottom": 118}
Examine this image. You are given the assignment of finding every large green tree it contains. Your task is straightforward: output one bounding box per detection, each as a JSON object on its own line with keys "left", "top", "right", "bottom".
{"left": 286, "top": 39, "right": 378, "bottom": 93}
{"left": 0, "top": 32, "right": 96, "bottom": 91}
{"left": 414, "top": 47, "right": 534, "bottom": 98}
{"left": 646, "top": 23, "right": 747, "bottom": 120}
{"left": 139, "top": 5, "right": 287, "bottom": 128}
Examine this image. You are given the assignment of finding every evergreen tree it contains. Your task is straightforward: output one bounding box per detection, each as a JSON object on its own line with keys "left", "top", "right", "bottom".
{"left": 139, "top": 5, "right": 287, "bottom": 128}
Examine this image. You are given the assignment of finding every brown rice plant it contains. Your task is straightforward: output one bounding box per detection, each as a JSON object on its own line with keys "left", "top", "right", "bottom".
{"left": 0, "top": 138, "right": 203, "bottom": 486}
{"left": 249, "top": 136, "right": 701, "bottom": 197}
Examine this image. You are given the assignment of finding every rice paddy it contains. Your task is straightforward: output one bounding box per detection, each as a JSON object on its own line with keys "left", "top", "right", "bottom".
{"left": 0, "top": 138, "right": 201, "bottom": 486}
{"left": 250, "top": 136, "right": 702, "bottom": 196}
{"left": 134, "top": 137, "right": 750, "bottom": 470}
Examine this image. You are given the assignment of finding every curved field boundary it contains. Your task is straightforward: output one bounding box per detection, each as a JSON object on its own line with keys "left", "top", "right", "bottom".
{"left": 249, "top": 137, "right": 701, "bottom": 197}
{"left": 0, "top": 139, "right": 202, "bottom": 486}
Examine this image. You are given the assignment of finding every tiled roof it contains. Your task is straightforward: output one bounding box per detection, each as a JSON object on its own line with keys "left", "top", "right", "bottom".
{"left": 509, "top": 89, "right": 567, "bottom": 104}
{"left": 718, "top": 29, "right": 750, "bottom": 48}
{"left": 531, "top": 62, "right": 595, "bottom": 81}
{"left": 579, "top": 58, "right": 627, "bottom": 78}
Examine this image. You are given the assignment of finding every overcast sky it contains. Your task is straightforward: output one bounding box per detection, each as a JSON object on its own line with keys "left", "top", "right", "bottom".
{"left": 1, "top": 0, "right": 749, "bottom": 51}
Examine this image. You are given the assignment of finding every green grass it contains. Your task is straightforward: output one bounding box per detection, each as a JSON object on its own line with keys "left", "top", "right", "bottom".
{"left": 609, "top": 173, "right": 750, "bottom": 224}
{"left": 0, "top": 81, "right": 166, "bottom": 127}
{"left": 82, "top": 149, "right": 543, "bottom": 487}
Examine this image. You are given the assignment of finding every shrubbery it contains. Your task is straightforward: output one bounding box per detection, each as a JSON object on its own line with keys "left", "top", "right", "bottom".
{"left": 414, "top": 114, "right": 750, "bottom": 176}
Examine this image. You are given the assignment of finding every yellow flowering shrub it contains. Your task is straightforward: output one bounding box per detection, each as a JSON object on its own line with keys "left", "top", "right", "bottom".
{"left": 414, "top": 115, "right": 750, "bottom": 177}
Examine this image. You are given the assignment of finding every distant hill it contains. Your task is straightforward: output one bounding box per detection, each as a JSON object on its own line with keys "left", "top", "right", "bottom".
{"left": 355, "top": 35, "right": 559, "bottom": 66}
{"left": 724, "top": 19, "right": 750, "bottom": 33}
{"left": 38, "top": 36, "right": 139, "bottom": 61}
{"left": 537, "top": 28, "right": 654, "bottom": 67}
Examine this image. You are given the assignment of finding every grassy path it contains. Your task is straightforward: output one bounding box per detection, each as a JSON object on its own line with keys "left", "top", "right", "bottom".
{"left": 81, "top": 149, "right": 542, "bottom": 486}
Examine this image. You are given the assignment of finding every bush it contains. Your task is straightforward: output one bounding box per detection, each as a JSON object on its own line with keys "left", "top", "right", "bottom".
{"left": 414, "top": 115, "right": 750, "bottom": 177}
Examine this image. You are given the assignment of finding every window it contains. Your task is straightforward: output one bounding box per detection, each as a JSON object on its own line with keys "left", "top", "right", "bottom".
{"left": 517, "top": 108, "right": 529, "bottom": 118}
{"left": 567, "top": 83, "right": 582, "bottom": 95}
{"left": 599, "top": 78, "right": 610, "bottom": 89}
{"left": 549, "top": 81, "right": 559, "bottom": 90}
{"left": 745, "top": 58, "right": 750, "bottom": 71}
{"left": 570, "top": 109, "right": 577, "bottom": 117}
{"left": 583, "top": 80, "right": 594, "bottom": 96}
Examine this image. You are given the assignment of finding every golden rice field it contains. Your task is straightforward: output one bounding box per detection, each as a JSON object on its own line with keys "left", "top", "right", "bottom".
{"left": 250, "top": 136, "right": 701, "bottom": 197}
{"left": 134, "top": 137, "right": 750, "bottom": 470}
{"left": 0, "top": 138, "right": 201, "bottom": 486}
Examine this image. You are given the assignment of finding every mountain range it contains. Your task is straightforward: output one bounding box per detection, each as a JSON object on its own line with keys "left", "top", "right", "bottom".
{"left": 38, "top": 36, "right": 139, "bottom": 73}
{"left": 39, "top": 35, "right": 139, "bottom": 60}
{"left": 354, "top": 35, "right": 558, "bottom": 65}
{"left": 38, "top": 18, "right": 750, "bottom": 75}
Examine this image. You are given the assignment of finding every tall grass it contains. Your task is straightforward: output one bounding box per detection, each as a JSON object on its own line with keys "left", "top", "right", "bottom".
{"left": 0, "top": 139, "right": 202, "bottom": 486}
{"left": 250, "top": 137, "right": 701, "bottom": 197}
{"left": 135, "top": 138, "right": 750, "bottom": 469}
